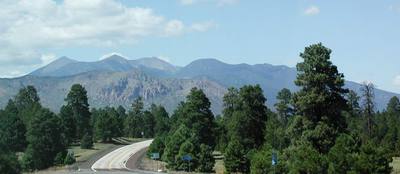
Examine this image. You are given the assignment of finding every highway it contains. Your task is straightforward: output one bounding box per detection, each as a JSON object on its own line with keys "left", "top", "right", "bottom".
{"left": 91, "top": 139, "right": 153, "bottom": 171}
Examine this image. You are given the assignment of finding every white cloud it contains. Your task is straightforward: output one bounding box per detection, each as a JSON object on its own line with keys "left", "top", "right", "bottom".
{"left": 41, "top": 53, "right": 57, "bottom": 65}
{"left": 190, "top": 21, "right": 216, "bottom": 32}
{"left": 393, "top": 75, "right": 400, "bottom": 87}
{"left": 164, "top": 20, "right": 185, "bottom": 36}
{"left": 0, "top": 0, "right": 212, "bottom": 77}
{"left": 304, "top": 6, "right": 320, "bottom": 16}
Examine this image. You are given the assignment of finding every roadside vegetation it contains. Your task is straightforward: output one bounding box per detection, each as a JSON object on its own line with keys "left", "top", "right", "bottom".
{"left": 1, "top": 43, "right": 399, "bottom": 174}
{"left": 0, "top": 83, "right": 168, "bottom": 173}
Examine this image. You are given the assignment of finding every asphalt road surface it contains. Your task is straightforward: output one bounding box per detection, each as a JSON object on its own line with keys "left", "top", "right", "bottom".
{"left": 91, "top": 139, "right": 153, "bottom": 171}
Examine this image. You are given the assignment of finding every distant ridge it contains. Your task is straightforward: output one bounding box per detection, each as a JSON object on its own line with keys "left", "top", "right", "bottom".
{"left": 30, "top": 55, "right": 179, "bottom": 77}
{"left": 0, "top": 57, "right": 397, "bottom": 113}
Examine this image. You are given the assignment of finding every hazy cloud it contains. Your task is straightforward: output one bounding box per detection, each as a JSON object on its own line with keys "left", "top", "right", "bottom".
{"left": 0, "top": 0, "right": 211, "bottom": 77}
{"left": 164, "top": 20, "right": 185, "bottom": 36}
{"left": 393, "top": 75, "right": 400, "bottom": 87}
{"left": 304, "top": 6, "right": 320, "bottom": 16}
{"left": 190, "top": 21, "right": 217, "bottom": 32}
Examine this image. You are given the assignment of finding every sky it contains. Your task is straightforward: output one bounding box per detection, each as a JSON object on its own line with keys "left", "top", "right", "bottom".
{"left": 0, "top": 0, "right": 400, "bottom": 93}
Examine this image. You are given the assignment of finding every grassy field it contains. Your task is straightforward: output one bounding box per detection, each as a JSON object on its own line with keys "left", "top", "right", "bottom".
{"left": 69, "top": 143, "right": 114, "bottom": 162}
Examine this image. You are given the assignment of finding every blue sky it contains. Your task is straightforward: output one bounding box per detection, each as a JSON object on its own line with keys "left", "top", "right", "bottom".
{"left": 1, "top": 0, "right": 400, "bottom": 93}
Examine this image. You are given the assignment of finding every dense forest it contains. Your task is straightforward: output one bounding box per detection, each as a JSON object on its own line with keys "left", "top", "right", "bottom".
{"left": 148, "top": 43, "right": 397, "bottom": 173}
{"left": 0, "top": 43, "right": 398, "bottom": 173}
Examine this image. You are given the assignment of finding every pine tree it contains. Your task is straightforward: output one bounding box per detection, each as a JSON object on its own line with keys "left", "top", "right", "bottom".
{"left": 0, "top": 109, "right": 27, "bottom": 152}
{"left": 22, "top": 108, "right": 66, "bottom": 170}
{"left": 59, "top": 105, "right": 76, "bottom": 145}
{"left": 124, "top": 97, "right": 144, "bottom": 137}
{"left": 150, "top": 104, "right": 170, "bottom": 136}
{"left": 387, "top": 96, "right": 400, "bottom": 114}
{"left": 224, "top": 137, "right": 249, "bottom": 173}
{"left": 65, "top": 84, "right": 92, "bottom": 142}
{"left": 275, "top": 88, "right": 293, "bottom": 124}
{"left": 361, "top": 82, "right": 375, "bottom": 138}
{"left": 293, "top": 43, "right": 349, "bottom": 153}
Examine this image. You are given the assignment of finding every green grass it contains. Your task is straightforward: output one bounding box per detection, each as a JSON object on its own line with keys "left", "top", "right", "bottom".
{"left": 69, "top": 143, "right": 113, "bottom": 162}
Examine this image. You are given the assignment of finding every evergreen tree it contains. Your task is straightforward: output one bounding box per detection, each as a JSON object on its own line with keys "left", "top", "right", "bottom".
{"left": 177, "top": 140, "right": 197, "bottom": 171}
{"left": 224, "top": 137, "right": 249, "bottom": 173}
{"left": 142, "top": 111, "right": 156, "bottom": 138}
{"left": 275, "top": 88, "right": 293, "bottom": 124}
{"left": 94, "top": 108, "right": 120, "bottom": 142}
{"left": 150, "top": 104, "right": 170, "bottom": 136}
{"left": 353, "top": 142, "right": 392, "bottom": 173}
{"left": 387, "top": 96, "right": 400, "bottom": 114}
{"left": 65, "top": 84, "right": 92, "bottom": 141}
{"left": 264, "top": 113, "right": 289, "bottom": 151}
{"left": 197, "top": 144, "right": 215, "bottom": 172}
{"left": 250, "top": 145, "right": 286, "bottom": 174}
{"left": 286, "top": 142, "right": 328, "bottom": 174}
{"left": 347, "top": 90, "right": 361, "bottom": 115}
{"left": 59, "top": 105, "right": 76, "bottom": 145}
{"left": 0, "top": 147, "right": 21, "bottom": 174}
{"left": 14, "top": 86, "right": 40, "bottom": 111}
{"left": 22, "top": 108, "right": 66, "bottom": 170}
{"left": 177, "top": 88, "right": 215, "bottom": 146}
{"left": 327, "top": 134, "right": 360, "bottom": 174}
{"left": 0, "top": 109, "right": 27, "bottom": 152}
{"left": 13, "top": 86, "right": 42, "bottom": 124}
{"left": 148, "top": 135, "right": 166, "bottom": 159}
{"left": 361, "top": 82, "right": 376, "bottom": 138}
{"left": 163, "top": 125, "right": 191, "bottom": 170}
{"left": 222, "top": 87, "right": 240, "bottom": 120}
{"left": 292, "top": 43, "right": 349, "bottom": 153}
{"left": 80, "top": 133, "right": 93, "bottom": 149}
{"left": 124, "top": 97, "right": 144, "bottom": 137}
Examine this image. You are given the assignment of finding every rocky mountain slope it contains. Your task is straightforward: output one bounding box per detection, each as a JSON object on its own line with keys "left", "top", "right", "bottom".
{"left": 0, "top": 55, "right": 398, "bottom": 113}
{"left": 0, "top": 70, "right": 225, "bottom": 113}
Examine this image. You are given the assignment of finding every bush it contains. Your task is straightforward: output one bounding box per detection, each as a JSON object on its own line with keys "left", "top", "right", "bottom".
{"left": 0, "top": 150, "right": 21, "bottom": 174}
{"left": 21, "top": 147, "right": 34, "bottom": 171}
{"left": 64, "top": 152, "right": 76, "bottom": 165}
{"left": 353, "top": 142, "right": 392, "bottom": 173}
{"left": 80, "top": 133, "right": 93, "bottom": 149}
{"left": 286, "top": 142, "right": 328, "bottom": 174}
{"left": 250, "top": 145, "right": 286, "bottom": 174}
{"left": 54, "top": 152, "right": 66, "bottom": 165}
{"left": 224, "top": 138, "right": 249, "bottom": 173}
{"left": 148, "top": 136, "right": 165, "bottom": 159}
{"left": 197, "top": 144, "right": 215, "bottom": 173}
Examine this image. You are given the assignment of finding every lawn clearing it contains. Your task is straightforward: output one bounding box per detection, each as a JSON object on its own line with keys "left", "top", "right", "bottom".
{"left": 69, "top": 143, "right": 114, "bottom": 162}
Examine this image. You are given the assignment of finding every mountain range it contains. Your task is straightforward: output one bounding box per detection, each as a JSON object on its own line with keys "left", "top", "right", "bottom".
{"left": 0, "top": 55, "right": 398, "bottom": 114}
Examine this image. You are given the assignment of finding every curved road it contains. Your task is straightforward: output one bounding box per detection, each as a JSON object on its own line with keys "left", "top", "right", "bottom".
{"left": 91, "top": 139, "right": 153, "bottom": 171}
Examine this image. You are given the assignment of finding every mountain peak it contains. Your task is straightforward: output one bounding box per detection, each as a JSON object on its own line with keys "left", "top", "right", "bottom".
{"left": 54, "top": 56, "right": 77, "bottom": 64}
{"left": 134, "top": 57, "right": 177, "bottom": 72}
{"left": 101, "top": 54, "right": 128, "bottom": 61}
{"left": 29, "top": 56, "right": 77, "bottom": 76}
